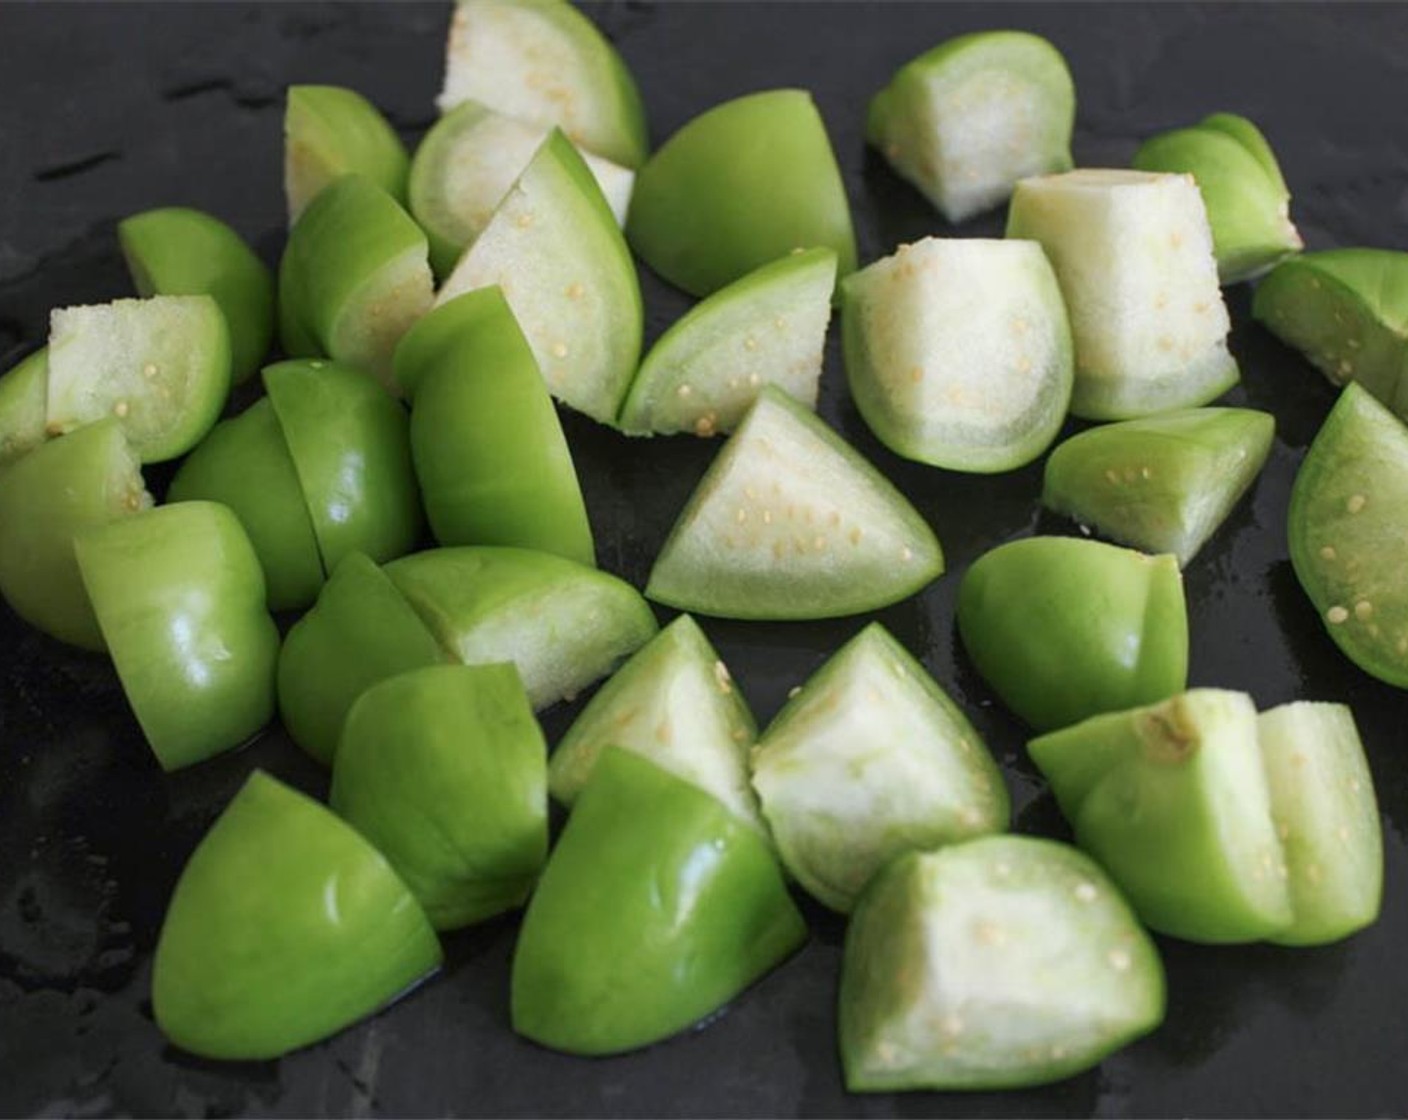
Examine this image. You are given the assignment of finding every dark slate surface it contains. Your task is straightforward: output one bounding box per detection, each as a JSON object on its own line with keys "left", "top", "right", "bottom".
{"left": 2, "top": 3, "right": 1407, "bottom": 1116}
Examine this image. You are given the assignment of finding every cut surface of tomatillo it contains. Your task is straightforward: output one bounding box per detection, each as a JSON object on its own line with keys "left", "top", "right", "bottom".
{"left": 646, "top": 388, "right": 943, "bottom": 620}
{"left": 0, "top": 347, "right": 48, "bottom": 468}
{"left": 284, "top": 84, "right": 409, "bottom": 224}
{"left": 841, "top": 237, "right": 1072, "bottom": 473}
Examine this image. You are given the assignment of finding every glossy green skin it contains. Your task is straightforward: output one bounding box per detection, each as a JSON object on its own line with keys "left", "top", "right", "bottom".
{"left": 277, "top": 551, "right": 447, "bottom": 766}
{"left": 285, "top": 84, "right": 409, "bottom": 220}
{"left": 75, "top": 502, "right": 279, "bottom": 770}
{"left": 119, "top": 206, "right": 275, "bottom": 383}
{"left": 511, "top": 747, "right": 806, "bottom": 1055}
{"left": 330, "top": 663, "right": 548, "bottom": 930}
{"left": 957, "top": 537, "right": 1188, "bottom": 732}
{"left": 1287, "top": 382, "right": 1408, "bottom": 687}
{"left": 167, "top": 398, "right": 325, "bottom": 612}
{"left": 626, "top": 89, "right": 857, "bottom": 297}
{"left": 264, "top": 359, "right": 422, "bottom": 574}
{"left": 0, "top": 347, "right": 48, "bottom": 468}
{"left": 0, "top": 418, "right": 148, "bottom": 649}
{"left": 1253, "top": 249, "right": 1408, "bottom": 420}
{"left": 394, "top": 289, "right": 594, "bottom": 565}
{"left": 153, "top": 770, "right": 441, "bottom": 1060}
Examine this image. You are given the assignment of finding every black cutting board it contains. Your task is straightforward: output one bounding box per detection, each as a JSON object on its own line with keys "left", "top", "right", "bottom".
{"left": 2, "top": 3, "right": 1407, "bottom": 1116}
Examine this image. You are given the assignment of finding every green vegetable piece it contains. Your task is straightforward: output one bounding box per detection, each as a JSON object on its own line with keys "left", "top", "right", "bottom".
{"left": 277, "top": 551, "right": 447, "bottom": 767}
{"left": 278, "top": 175, "right": 434, "bottom": 391}
{"left": 617, "top": 247, "right": 837, "bottom": 437}
{"left": 0, "top": 347, "right": 49, "bottom": 468}
{"left": 647, "top": 388, "right": 943, "bottom": 620}
{"left": 548, "top": 613, "right": 760, "bottom": 828}
{"left": 393, "top": 289, "right": 593, "bottom": 565}
{"left": 436, "top": 130, "right": 642, "bottom": 424}
{"left": 867, "top": 30, "right": 1075, "bottom": 223}
{"left": 384, "top": 546, "right": 659, "bottom": 710}
{"left": 751, "top": 623, "right": 1009, "bottom": 913}
{"left": 839, "top": 837, "right": 1164, "bottom": 1091}
{"left": 46, "top": 295, "right": 231, "bottom": 463}
{"left": 1042, "top": 407, "right": 1275, "bottom": 566}
{"left": 75, "top": 502, "right": 280, "bottom": 770}
{"left": 0, "top": 419, "right": 151, "bottom": 649}
{"left": 1257, "top": 701, "right": 1382, "bottom": 946}
{"left": 1287, "top": 382, "right": 1408, "bottom": 686}
{"left": 436, "top": 0, "right": 648, "bottom": 169}
{"left": 153, "top": 770, "right": 441, "bottom": 1060}
{"left": 841, "top": 236, "right": 1073, "bottom": 473}
{"left": 264, "top": 358, "right": 422, "bottom": 574}
{"left": 1029, "top": 689, "right": 1293, "bottom": 943}
{"left": 1253, "top": 249, "right": 1408, "bottom": 420}
{"left": 409, "top": 99, "right": 634, "bottom": 278}
{"left": 957, "top": 536, "right": 1188, "bottom": 732}
{"left": 626, "top": 89, "right": 858, "bottom": 298}
{"left": 118, "top": 206, "right": 275, "bottom": 383}
{"left": 284, "top": 84, "right": 410, "bottom": 223}
{"left": 1006, "top": 169, "right": 1238, "bottom": 420}
{"left": 511, "top": 747, "right": 806, "bottom": 1056}
{"left": 331, "top": 663, "right": 548, "bottom": 930}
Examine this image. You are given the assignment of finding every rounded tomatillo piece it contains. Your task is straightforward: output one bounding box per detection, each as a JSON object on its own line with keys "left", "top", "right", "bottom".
{"left": 153, "top": 770, "right": 441, "bottom": 1060}
{"left": 511, "top": 747, "right": 807, "bottom": 1056}
{"left": 626, "top": 89, "right": 857, "bottom": 298}
{"left": 0, "top": 418, "right": 151, "bottom": 649}
{"left": 75, "top": 502, "right": 279, "bottom": 770}
{"left": 956, "top": 536, "right": 1188, "bottom": 732}
{"left": 284, "top": 84, "right": 409, "bottom": 224}
{"left": 330, "top": 662, "right": 548, "bottom": 930}
{"left": 118, "top": 206, "right": 275, "bottom": 382}
{"left": 0, "top": 347, "right": 49, "bottom": 468}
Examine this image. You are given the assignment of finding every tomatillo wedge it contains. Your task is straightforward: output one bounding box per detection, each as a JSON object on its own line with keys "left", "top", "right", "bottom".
{"left": 46, "top": 295, "right": 231, "bottom": 463}
{"left": 393, "top": 289, "right": 593, "bottom": 565}
{"left": 409, "top": 99, "right": 633, "bottom": 278}
{"left": 839, "top": 837, "right": 1164, "bottom": 1092}
{"left": 436, "top": 130, "right": 642, "bottom": 424}
{"left": 867, "top": 31, "right": 1075, "bottom": 224}
{"left": 1253, "top": 249, "right": 1408, "bottom": 420}
{"left": 330, "top": 663, "right": 548, "bottom": 931}
{"left": 118, "top": 206, "right": 274, "bottom": 382}
{"left": 751, "top": 622, "right": 1008, "bottom": 913}
{"left": 511, "top": 747, "right": 806, "bottom": 1056}
{"left": 1133, "top": 112, "right": 1302, "bottom": 284}
{"left": 841, "top": 237, "right": 1073, "bottom": 473}
{"left": 1042, "top": 407, "right": 1275, "bottom": 566}
{"left": 0, "top": 347, "right": 49, "bottom": 468}
{"left": 284, "top": 84, "right": 409, "bottom": 224}
{"left": 1006, "top": 169, "right": 1237, "bottom": 420}
{"left": 1258, "top": 701, "right": 1382, "bottom": 946}
{"left": 264, "top": 358, "right": 422, "bottom": 574}
{"left": 626, "top": 89, "right": 857, "bottom": 298}
{"left": 0, "top": 419, "right": 151, "bottom": 649}
{"left": 548, "top": 613, "right": 760, "bottom": 829}
{"left": 153, "top": 770, "right": 441, "bottom": 1060}
{"left": 646, "top": 388, "right": 943, "bottom": 620}
{"left": 436, "top": 0, "right": 648, "bottom": 169}
{"left": 75, "top": 502, "right": 279, "bottom": 770}
{"left": 956, "top": 537, "right": 1188, "bottom": 732}
{"left": 384, "top": 546, "right": 658, "bottom": 710}
{"left": 617, "top": 247, "right": 837, "bottom": 438}
{"left": 278, "top": 551, "right": 447, "bottom": 767}
{"left": 1287, "top": 382, "right": 1408, "bottom": 687}
{"left": 279, "top": 174, "right": 434, "bottom": 390}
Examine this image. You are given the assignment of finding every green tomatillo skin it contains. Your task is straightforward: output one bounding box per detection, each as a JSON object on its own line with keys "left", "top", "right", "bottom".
{"left": 956, "top": 536, "right": 1188, "bottom": 732}
{"left": 511, "top": 747, "right": 807, "bottom": 1056}
{"left": 153, "top": 770, "right": 441, "bottom": 1060}
{"left": 0, "top": 418, "right": 151, "bottom": 649}
{"left": 393, "top": 288, "right": 593, "bottom": 565}
{"left": 0, "top": 347, "right": 49, "bottom": 468}
{"left": 75, "top": 501, "right": 279, "bottom": 770}
{"left": 626, "top": 89, "right": 857, "bottom": 298}
{"left": 118, "top": 206, "right": 275, "bottom": 382}
{"left": 284, "top": 84, "right": 410, "bottom": 223}
{"left": 330, "top": 662, "right": 548, "bottom": 930}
